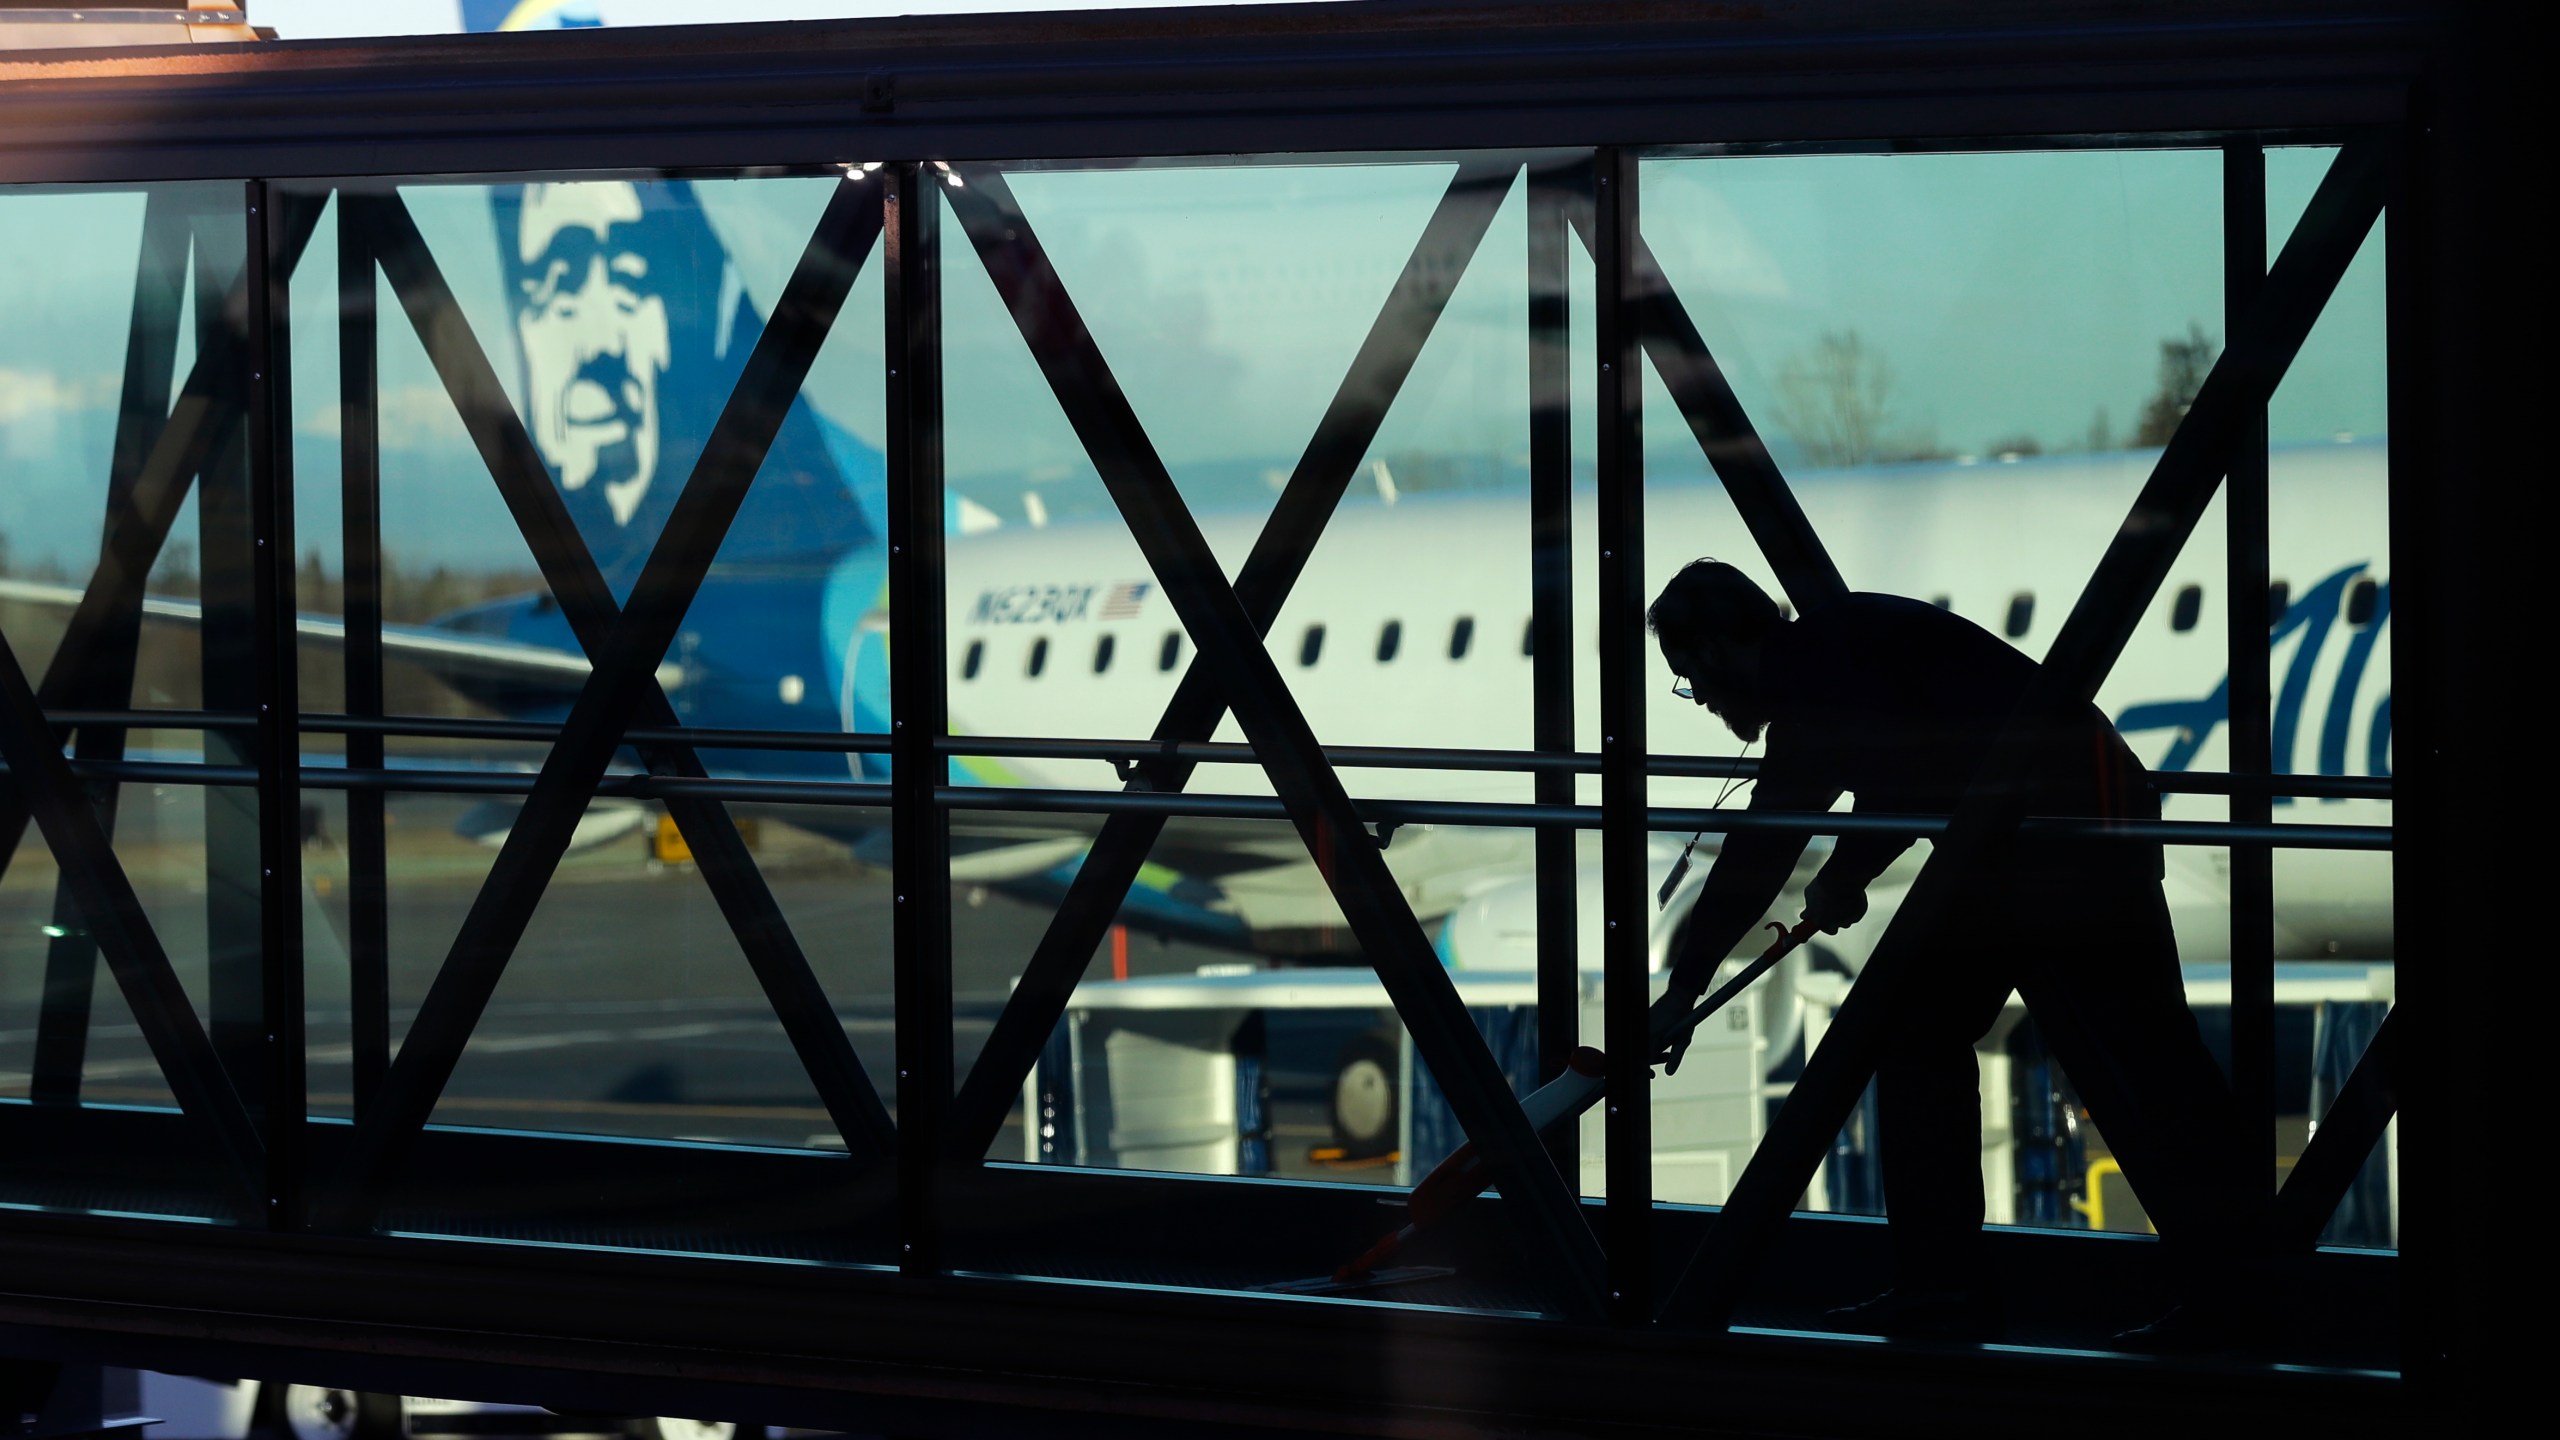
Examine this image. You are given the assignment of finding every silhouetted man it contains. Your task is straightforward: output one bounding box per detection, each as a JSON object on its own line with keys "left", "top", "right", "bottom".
{"left": 1646, "top": 560, "right": 2241, "bottom": 1342}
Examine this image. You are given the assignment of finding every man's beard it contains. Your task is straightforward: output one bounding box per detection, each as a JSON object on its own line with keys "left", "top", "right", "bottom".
{"left": 1709, "top": 688, "right": 1769, "bottom": 744}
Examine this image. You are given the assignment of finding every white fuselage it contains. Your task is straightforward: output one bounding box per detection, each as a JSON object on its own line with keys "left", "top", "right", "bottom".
{"left": 930, "top": 443, "right": 2394, "bottom": 962}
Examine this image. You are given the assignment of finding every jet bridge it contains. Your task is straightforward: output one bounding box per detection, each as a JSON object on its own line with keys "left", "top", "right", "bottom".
{"left": 0, "top": 2, "right": 2520, "bottom": 1436}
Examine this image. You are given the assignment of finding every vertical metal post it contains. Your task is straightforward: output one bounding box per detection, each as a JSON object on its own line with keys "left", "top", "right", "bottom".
{"left": 192, "top": 202, "right": 265, "bottom": 1099}
{"left": 32, "top": 190, "right": 190, "bottom": 1103}
{"left": 887, "top": 164, "right": 953, "bottom": 1271}
{"left": 1528, "top": 159, "right": 1580, "bottom": 1181}
{"left": 2381, "top": 123, "right": 2436, "bottom": 1390}
{"left": 246, "top": 181, "right": 306, "bottom": 1228}
{"left": 2222, "top": 142, "right": 2275, "bottom": 1220}
{"left": 338, "top": 188, "right": 391, "bottom": 1116}
{"left": 1593, "top": 146, "right": 1649, "bottom": 1324}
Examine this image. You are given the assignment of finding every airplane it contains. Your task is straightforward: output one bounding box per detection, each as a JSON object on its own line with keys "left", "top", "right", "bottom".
{"left": 0, "top": 167, "right": 2395, "bottom": 1015}
{"left": 0, "top": 163, "right": 2390, "bottom": 1181}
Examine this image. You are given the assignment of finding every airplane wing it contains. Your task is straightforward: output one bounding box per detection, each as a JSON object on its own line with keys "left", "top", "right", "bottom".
{"left": 0, "top": 576, "right": 600, "bottom": 704}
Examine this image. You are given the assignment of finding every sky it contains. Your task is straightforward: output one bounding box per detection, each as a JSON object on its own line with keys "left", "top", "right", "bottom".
{"left": 0, "top": 3, "right": 2387, "bottom": 572}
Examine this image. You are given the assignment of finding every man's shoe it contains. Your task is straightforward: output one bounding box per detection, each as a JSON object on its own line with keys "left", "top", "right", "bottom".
{"left": 2111, "top": 1301, "right": 2252, "bottom": 1354}
{"left": 1822, "top": 1287, "right": 2001, "bottom": 1341}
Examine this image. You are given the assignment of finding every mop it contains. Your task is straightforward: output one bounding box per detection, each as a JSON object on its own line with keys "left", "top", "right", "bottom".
{"left": 1265, "top": 916, "right": 1821, "bottom": 1295}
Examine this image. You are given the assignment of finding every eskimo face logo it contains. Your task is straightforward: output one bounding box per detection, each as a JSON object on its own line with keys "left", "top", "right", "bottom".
{"left": 513, "top": 182, "right": 671, "bottom": 527}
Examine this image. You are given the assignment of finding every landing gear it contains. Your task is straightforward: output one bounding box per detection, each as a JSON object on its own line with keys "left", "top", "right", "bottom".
{"left": 272, "top": 1386, "right": 403, "bottom": 1440}
{"left": 1329, "top": 1029, "right": 1400, "bottom": 1160}
{"left": 626, "top": 1421, "right": 755, "bottom": 1440}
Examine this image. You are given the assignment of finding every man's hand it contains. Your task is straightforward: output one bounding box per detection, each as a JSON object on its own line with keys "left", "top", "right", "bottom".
{"left": 1802, "top": 874, "right": 1867, "bottom": 934}
{"left": 1649, "top": 983, "right": 1703, "bottom": 1076}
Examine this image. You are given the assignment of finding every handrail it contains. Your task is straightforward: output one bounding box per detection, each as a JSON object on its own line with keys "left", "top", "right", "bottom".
{"left": 34, "top": 708, "right": 2395, "bottom": 798}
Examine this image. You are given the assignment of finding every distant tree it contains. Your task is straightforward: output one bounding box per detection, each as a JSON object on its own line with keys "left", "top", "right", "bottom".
{"left": 1773, "top": 330, "right": 1894, "bottom": 467}
{"left": 298, "top": 548, "right": 340, "bottom": 614}
{"left": 2135, "top": 323, "right": 2218, "bottom": 447}
{"left": 155, "top": 540, "right": 199, "bottom": 598}
{"left": 2084, "top": 405, "right": 2116, "bottom": 453}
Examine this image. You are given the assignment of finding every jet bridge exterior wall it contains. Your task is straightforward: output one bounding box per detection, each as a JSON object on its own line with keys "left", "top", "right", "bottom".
{"left": 0, "top": 1, "right": 2523, "bottom": 1434}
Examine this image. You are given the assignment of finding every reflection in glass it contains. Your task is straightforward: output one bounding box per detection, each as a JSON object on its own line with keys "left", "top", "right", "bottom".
{"left": 1, "top": 182, "right": 266, "bottom": 1224}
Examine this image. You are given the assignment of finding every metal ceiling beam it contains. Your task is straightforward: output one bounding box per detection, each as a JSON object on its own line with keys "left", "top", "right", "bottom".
{"left": 0, "top": 4, "right": 2423, "bottom": 184}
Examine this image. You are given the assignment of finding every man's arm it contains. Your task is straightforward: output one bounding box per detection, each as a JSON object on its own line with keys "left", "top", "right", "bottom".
{"left": 1803, "top": 824, "right": 1914, "bottom": 930}
{"left": 1661, "top": 772, "right": 1840, "bottom": 998}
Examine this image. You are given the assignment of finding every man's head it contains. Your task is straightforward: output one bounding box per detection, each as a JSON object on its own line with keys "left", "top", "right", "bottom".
{"left": 1648, "top": 559, "right": 1786, "bottom": 742}
{"left": 504, "top": 182, "right": 675, "bottom": 528}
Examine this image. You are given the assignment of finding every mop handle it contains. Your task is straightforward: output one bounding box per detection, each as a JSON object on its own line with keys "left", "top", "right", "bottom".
{"left": 1331, "top": 916, "right": 1821, "bottom": 1284}
{"left": 1653, "top": 916, "right": 1823, "bottom": 1053}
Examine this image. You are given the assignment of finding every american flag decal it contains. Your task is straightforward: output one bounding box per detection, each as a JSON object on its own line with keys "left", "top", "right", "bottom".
{"left": 1100, "top": 581, "right": 1152, "bottom": 619}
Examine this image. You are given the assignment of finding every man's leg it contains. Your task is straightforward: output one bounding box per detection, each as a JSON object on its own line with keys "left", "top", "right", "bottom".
{"left": 1874, "top": 948, "right": 2015, "bottom": 1294}
{"left": 2025, "top": 869, "right": 2245, "bottom": 1268}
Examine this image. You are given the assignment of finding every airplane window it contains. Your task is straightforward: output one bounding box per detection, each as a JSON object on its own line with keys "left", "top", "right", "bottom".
{"left": 961, "top": 639, "right": 983, "bottom": 681}
{"left": 1300, "top": 624, "right": 1326, "bottom": 667}
{"left": 1159, "top": 631, "right": 1182, "bottom": 672}
{"left": 2268, "top": 579, "right": 2291, "bottom": 619}
{"left": 1376, "top": 620, "right": 1401, "bottom": 663}
{"left": 1027, "top": 637, "right": 1049, "bottom": 678}
{"left": 2170, "top": 584, "right": 2203, "bottom": 633}
{"left": 1450, "top": 616, "right": 1475, "bottom": 660}
{"left": 1094, "top": 633, "right": 1116, "bottom": 674}
{"left": 2004, "top": 593, "right": 2034, "bottom": 638}
{"left": 2346, "top": 577, "right": 2380, "bottom": 626}
{"left": 1931, "top": 595, "right": 1952, "bottom": 611}
{"left": 1521, "top": 619, "right": 1535, "bottom": 657}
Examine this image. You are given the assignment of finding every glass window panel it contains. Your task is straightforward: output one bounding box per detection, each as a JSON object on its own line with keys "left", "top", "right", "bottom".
{"left": 940, "top": 159, "right": 1547, "bottom": 766}
{"left": 354, "top": 800, "right": 895, "bottom": 1263}
{"left": 944, "top": 806, "right": 1564, "bottom": 1314}
{"left": 1, "top": 181, "right": 266, "bottom": 1225}
{"left": 1615, "top": 148, "right": 2375, "bottom": 1349}
{"left": 263, "top": 168, "right": 893, "bottom": 1259}
{"left": 0, "top": 133, "right": 2401, "bottom": 1366}
{"left": 2260, "top": 145, "right": 2393, "bottom": 1252}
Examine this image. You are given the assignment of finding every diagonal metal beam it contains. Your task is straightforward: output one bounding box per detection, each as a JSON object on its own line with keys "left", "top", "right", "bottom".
{"left": 943, "top": 157, "right": 1519, "bottom": 1164}
{"left": 948, "top": 166, "right": 1608, "bottom": 1318}
{"left": 30, "top": 187, "right": 193, "bottom": 1102}
{"left": 1662, "top": 140, "right": 2390, "bottom": 1328}
{"left": 0, "top": 624, "right": 265, "bottom": 1200}
{"left": 320, "top": 184, "right": 888, "bottom": 1218}
{"left": 1562, "top": 203, "right": 1848, "bottom": 616}
{"left": 0, "top": 200, "right": 324, "bottom": 888}
{"left": 2270, "top": 1007, "right": 2397, "bottom": 1252}
{"left": 338, "top": 187, "right": 392, "bottom": 1117}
